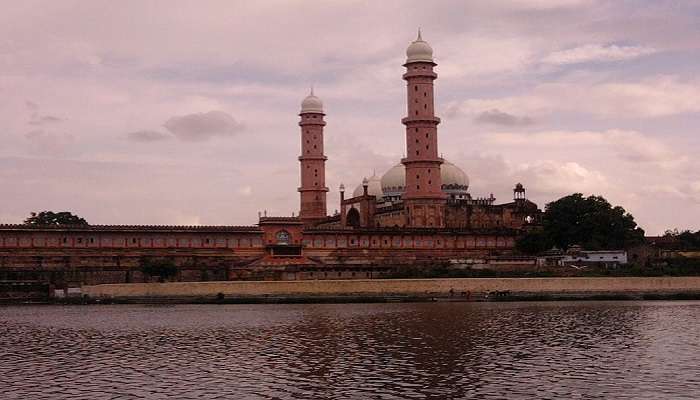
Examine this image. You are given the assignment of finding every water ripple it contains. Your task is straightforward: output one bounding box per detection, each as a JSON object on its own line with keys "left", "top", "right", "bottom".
{"left": 1, "top": 302, "right": 699, "bottom": 399}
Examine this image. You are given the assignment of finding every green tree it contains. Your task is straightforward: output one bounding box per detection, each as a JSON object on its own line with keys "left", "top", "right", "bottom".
{"left": 515, "top": 230, "right": 553, "bottom": 255}
{"left": 139, "top": 257, "right": 178, "bottom": 282}
{"left": 666, "top": 229, "right": 700, "bottom": 250}
{"left": 24, "top": 211, "right": 88, "bottom": 226}
{"left": 543, "top": 193, "right": 644, "bottom": 250}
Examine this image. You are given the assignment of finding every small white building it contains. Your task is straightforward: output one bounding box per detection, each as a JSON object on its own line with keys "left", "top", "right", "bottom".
{"left": 537, "top": 246, "right": 628, "bottom": 268}
{"left": 560, "top": 247, "right": 628, "bottom": 266}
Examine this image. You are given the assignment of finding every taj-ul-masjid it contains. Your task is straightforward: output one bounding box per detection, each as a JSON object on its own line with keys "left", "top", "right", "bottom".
{"left": 0, "top": 32, "right": 541, "bottom": 282}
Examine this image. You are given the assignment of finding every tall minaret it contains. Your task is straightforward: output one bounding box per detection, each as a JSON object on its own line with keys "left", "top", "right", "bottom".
{"left": 298, "top": 89, "right": 328, "bottom": 221}
{"left": 401, "top": 30, "right": 446, "bottom": 227}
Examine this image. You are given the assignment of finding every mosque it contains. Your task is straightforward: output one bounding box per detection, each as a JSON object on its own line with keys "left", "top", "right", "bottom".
{"left": 0, "top": 32, "right": 542, "bottom": 284}
{"left": 289, "top": 31, "right": 539, "bottom": 232}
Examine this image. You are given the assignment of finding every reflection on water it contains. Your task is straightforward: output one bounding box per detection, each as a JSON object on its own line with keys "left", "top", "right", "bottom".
{"left": 1, "top": 302, "right": 699, "bottom": 399}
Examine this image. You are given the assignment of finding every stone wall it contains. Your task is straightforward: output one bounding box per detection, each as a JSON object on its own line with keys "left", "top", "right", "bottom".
{"left": 83, "top": 277, "right": 700, "bottom": 299}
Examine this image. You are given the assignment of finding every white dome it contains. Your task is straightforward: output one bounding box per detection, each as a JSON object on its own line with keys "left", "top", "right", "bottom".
{"left": 353, "top": 174, "right": 383, "bottom": 198}
{"left": 380, "top": 160, "right": 469, "bottom": 196}
{"left": 300, "top": 90, "right": 324, "bottom": 114}
{"left": 381, "top": 163, "right": 406, "bottom": 197}
{"left": 406, "top": 30, "right": 434, "bottom": 63}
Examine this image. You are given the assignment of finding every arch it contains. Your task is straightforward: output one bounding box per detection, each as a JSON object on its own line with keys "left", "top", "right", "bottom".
{"left": 347, "top": 207, "right": 361, "bottom": 228}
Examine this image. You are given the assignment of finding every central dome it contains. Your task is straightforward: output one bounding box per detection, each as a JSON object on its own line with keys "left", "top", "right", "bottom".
{"left": 381, "top": 160, "right": 469, "bottom": 198}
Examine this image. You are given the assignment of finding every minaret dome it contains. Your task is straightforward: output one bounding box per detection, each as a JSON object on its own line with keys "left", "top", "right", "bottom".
{"left": 405, "top": 29, "right": 434, "bottom": 63}
{"left": 300, "top": 88, "right": 324, "bottom": 114}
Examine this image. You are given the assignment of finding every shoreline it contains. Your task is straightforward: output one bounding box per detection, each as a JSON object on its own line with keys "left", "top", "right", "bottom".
{"left": 70, "top": 276, "right": 700, "bottom": 304}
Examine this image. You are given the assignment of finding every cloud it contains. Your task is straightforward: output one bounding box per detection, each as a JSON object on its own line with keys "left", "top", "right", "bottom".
{"left": 127, "top": 130, "right": 170, "bottom": 142}
{"left": 473, "top": 109, "right": 535, "bottom": 126}
{"left": 24, "top": 130, "right": 77, "bottom": 157}
{"left": 29, "top": 115, "right": 62, "bottom": 125}
{"left": 642, "top": 181, "right": 700, "bottom": 204}
{"left": 485, "top": 129, "right": 683, "bottom": 168}
{"left": 450, "top": 76, "right": 700, "bottom": 119}
{"left": 238, "top": 186, "right": 253, "bottom": 196}
{"left": 25, "top": 101, "right": 63, "bottom": 126}
{"left": 543, "top": 44, "right": 657, "bottom": 65}
{"left": 163, "top": 110, "right": 243, "bottom": 141}
{"left": 514, "top": 160, "right": 609, "bottom": 195}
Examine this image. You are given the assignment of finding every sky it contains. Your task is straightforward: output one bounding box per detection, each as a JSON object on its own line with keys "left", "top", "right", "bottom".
{"left": 1, "top": 0, "right": 699, "bottom": 234}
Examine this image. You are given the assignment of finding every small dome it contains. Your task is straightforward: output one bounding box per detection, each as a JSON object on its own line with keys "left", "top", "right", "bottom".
{"left": 300, "top": 89, "right": 323, "bottom": 114}
{"left": 353, "top": 173, "right": 383, "bottom": 198}
{"left": 380, "top": 160, "right": 469, "bottom": 196}
{"left": 406, "top": 30, "right": 434, "bottom": 63}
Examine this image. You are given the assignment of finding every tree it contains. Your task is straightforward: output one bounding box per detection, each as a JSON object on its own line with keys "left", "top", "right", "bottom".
{"left": 543, "top": 193, "right": 645, "bottom": 250}
{"left": 24, "top": 211, "right": 88, "bottom": 226}
{"left": 515, "top": 230, "right": 553, "bottom": 255}
{"left": 139, "top": 257, "right": 178, "bottom": 282}
{"left": 665, "top": 229, "right": 700, "bottom": 250}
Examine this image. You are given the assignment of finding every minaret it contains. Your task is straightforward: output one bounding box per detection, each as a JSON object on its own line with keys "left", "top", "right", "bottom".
{"left": 401, "top": 30, "right": 446, "bottom": 227}
{"left": 298, "top": 89, "right": 328, "bottom": 221}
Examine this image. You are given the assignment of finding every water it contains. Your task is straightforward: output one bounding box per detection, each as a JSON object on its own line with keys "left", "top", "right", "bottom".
{"left": 1, "top": 302, "right": 699, "bottom": 399}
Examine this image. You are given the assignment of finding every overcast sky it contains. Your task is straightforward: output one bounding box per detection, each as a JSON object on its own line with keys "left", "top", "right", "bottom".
{"left": 1, "top": 0, "right": 699, "bottom": 234}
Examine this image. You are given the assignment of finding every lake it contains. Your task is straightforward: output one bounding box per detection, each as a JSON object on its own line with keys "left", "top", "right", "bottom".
{"left": 1, "top": 301, "right": 699, "bottom": 399}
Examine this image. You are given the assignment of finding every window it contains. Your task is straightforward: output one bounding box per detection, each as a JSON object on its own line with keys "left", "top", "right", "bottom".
{"left": 276, "top": 230, "right": 290, "bottom": 245}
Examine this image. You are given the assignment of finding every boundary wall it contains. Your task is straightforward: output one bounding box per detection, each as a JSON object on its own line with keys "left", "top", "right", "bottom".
{"left": 83, "top": 277, "right": 700, "bottom": 300}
